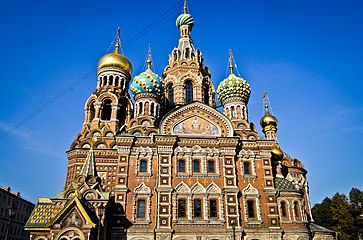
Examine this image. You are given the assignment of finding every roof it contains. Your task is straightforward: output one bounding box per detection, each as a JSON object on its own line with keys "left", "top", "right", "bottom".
{"left": 275, "top": 178, "right": 296, "bottom": 191}
{"left": 310, "top": 222, "right": 335, "bottom": 234}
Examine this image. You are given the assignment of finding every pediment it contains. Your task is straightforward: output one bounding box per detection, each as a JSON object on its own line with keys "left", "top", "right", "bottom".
{"left": 160, "top": 102, "right": 233, "bottom": 137}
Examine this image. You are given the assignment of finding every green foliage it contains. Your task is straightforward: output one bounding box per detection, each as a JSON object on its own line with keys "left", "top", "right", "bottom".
{"left": 312, "top": 188, "right": 363, "bottom": 240}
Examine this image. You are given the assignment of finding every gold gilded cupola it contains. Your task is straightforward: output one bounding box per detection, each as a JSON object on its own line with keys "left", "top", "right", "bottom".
{"left": 260, "top": 91, "right": 278, "bottom": 140}
{"left": 77, "top": 28, "right": 134, "bottom": 139}
{"left": 162, "top": 0, "right": 215, "bottom": 111}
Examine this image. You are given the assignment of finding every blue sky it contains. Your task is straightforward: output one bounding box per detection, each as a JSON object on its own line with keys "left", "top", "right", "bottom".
{"left": 0, "top": 0, "right": 362, "bottom": 205}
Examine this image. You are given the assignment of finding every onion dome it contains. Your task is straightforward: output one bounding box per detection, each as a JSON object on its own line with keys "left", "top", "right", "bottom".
{"left": 97, "top": 29, "right": 132, "bottom": 74}
{"left": 217, "top": 50, "right": 251, "bottom": 104}
{"left": 271, "top": 144, "right": 284, "bottom": 161}
{"left": 217, "top": 73, "right": 251, "bottom": 104}
{"left": 260, "top": 106, "right": 278, "bottom": 129}
{"left": 176, "top": 0, "right": 194, "bottom": 28}
{"left": 130, "top": 56, "right": 163, "bottom": 97}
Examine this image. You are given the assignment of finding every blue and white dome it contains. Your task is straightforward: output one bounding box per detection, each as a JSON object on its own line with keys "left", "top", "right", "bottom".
{"left": 176, "top": 13, "right": 194, "bottom": 28}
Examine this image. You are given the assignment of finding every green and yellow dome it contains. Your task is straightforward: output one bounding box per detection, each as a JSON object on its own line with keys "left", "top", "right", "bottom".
{"left": 217, "top": 73, "right": 251, "bottom": 104}
{"left": 130, "top": 67, "right": 163, "bottom": 97}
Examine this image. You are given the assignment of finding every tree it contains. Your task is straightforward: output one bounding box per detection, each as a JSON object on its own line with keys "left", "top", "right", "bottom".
{"left": 312, "top": 188, "right": 363, "bottom": 240}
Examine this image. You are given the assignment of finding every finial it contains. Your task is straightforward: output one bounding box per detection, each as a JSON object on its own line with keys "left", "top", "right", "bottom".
{"left": 114, "top": 27, "right": 121, "bottom": 53}
{"left": 263, "top": 91, "right": 269, "bottom": 111}
{"left": 183, "top": 0, "right": 187, "bottom": 14}
{"left": 90, "top": 135, "right": 98, "bottom": 149}
{"left": 147, "top": 44, "right": 152, "bottom": 69}
{"left": 229, "top": 49, "right": 234, "bottom": 74}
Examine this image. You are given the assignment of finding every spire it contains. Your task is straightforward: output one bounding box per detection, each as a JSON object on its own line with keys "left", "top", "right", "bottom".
{"left": 263, "top": 91, "right": 269, "bottom": 112}
{"left": 228, "top": 49, "right": 234, "bottom": 74}
{"left": 80, "top": 136, "right": 98, "bottom": 177}
{"left": 147, "top": 44, "right": 152, "bottom": 69}
{"left": 114, "top": 27, "right": 121, "bottom": 54}
{"left": 183, "top": 0, "right": 187, "bottom": 14}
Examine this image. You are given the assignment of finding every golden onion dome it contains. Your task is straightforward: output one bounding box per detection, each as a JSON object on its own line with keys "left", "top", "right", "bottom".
{"left": 260, "top": 106, "right": 278, "bottom": 129}
{"left": 97, "top": 51, "right": 132, "bottom": 74}
{"left": 271, "top": 144, "right": 284, "bottom": 161}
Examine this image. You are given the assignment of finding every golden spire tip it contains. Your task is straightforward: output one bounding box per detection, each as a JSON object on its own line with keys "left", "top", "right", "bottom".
{"left": 115, "top": 27, "right": 121, "bottom": 53}
{"left": 228, "top": 49, "right": 234, "bottom": 74}
{"left": 183, "top": 0, "right": 187, "bottom": 14}
{"left": 263, "top": 91, "right": 269, "bottom": 111}
{"left": 147, "top": 44, "right": 152, "bottom": 69}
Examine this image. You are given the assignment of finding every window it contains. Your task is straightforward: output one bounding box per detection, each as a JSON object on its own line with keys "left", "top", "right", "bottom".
{"left": 243, "top": 162, "right": 251, "bottom": 175}
{"left": 209, "top": 199, "right": 217, "bottom": 218}
{"left": 247, "top": 200, "right": 255, "bottom": 218}
{"left": 139, "top": 160, "right": 147, "bottom": 172}
{"left": 167, "top": 84, "right": 174, "bottom": 107}
{"left": 208, "top": 161, "right": 215, "bottom": 173}
{"left": 178, "top": 160, "right": 185, "bottom": 172}
{"left": 185, "top": 81, "right": 193, "bottom": 103}
{"left": 178, "top": 199, "right": 186, "bottom": 218}
{"left": 193, "top": 160, "right": 200, "bottom": 173}
{"left": 101, "top": 99, "right": 112, "bottom": 120}
{"left": 294, "top": 202, "right": 300, "bottom": 220}
{"left": 281, "top": 201, "right": 287, "bottom": 217}
{"left": 194, "top": 199, "right": 202, "bottom": 218}
{"left": 137, "top": 200, "right": 146, "bottom": 218}
{"left": 204, "top": 84, "right": 209, "bottom": 104}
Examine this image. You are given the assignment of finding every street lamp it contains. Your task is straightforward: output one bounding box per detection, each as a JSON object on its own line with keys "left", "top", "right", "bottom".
{"left": 231, "top": 220, "right": 236, "bottom": 240}
{"left": 5, "top": 204, "right": 17, "bottom": 240}
{"left": 97, "top": 205, "right": 105, "bottom": 240}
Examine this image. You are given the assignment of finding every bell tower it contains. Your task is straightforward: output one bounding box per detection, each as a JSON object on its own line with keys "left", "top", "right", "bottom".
{"left": 82, "top": 28, "right": 133, "bottom": 135}
{"left": 162, "top": 0, "right": 216, "bottom": 111}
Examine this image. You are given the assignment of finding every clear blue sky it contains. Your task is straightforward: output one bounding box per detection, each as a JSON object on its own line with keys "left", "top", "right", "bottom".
{"left": 0, "top": 0, "right": 362, "bottom": 205}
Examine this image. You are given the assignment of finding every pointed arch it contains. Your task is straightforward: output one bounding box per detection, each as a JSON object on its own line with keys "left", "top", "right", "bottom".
{"left": 190, "top": 182, "right": 206, "bottom": 194}
{"left": 134, "top": 182, "right": 151, "bottom": 195}
{"left": 175, "top": 181, "right": 190, "bottom": 194}
{"left": 206, "top": 182, "right": 221, "bottom": 194}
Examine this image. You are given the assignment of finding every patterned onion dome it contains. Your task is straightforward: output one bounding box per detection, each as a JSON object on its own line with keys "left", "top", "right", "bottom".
{"left": 217, "top": 73, "right": 251, "bottom": 104}
{"left": 130, "top": 68, "right": 164, "bottom": 97}
{"left": 176, "top": 13, "right": 194, "bottom": 28}
{"left": 97, "top": 52, "right": 132, "bottom": 74}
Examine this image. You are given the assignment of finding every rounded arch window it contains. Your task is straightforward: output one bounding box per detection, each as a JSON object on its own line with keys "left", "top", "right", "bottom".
{"left": 281, "top": 201, "right": 288, "bottom": 218}
{"left": 185, "top": 81, "right": 193, "bottom": 103}
{"left": 203, "top": 84, "right": 209, "bottom": 104}
{"left": 167, "top": 84, "right": 174, "bottom": 107}
{"left": 101, "top": 99, "right": 112, "bottom": 120}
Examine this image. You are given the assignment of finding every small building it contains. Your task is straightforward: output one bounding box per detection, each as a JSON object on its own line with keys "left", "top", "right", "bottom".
{"left": 0, "top": 186, "right": 34, "bottom": 240}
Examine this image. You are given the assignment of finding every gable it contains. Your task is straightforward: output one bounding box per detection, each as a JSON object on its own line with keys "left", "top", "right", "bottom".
{"left": 160, "top": 102, "right": 233, "bottom": 137}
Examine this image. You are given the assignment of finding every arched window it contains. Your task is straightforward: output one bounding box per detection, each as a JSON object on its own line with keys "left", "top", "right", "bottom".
{"left": 185, "top": 81, "right": 193, "bottom": 103}
{"left": 167, "top": 84, "right": 174, "bottom": 107}
{"left": 294, "top": 202, "right": 301, "bottom": 220}
{"left": 109, "top": 75, "right": 114, "bottom": 85}
{"left": 150, "top": 102, "right": 155, "bottom": 116}
{"left": 209, "top": 199, "right": 218, "bottom": 218}
{"left": 103, "top": 76, "right": 107, "bottom": 86}
{"left": 178, "top": 160, "right": 185, "bottom": 172}
{"left": 204, "top": 84, "right": 209, "bottom": 104}
{"left": 281, "top": 201, "right": 288, "bottom": 218}
{"left": 139, "top": 102, "right": 143, "bottom": 115}
{"left": 115, "top": 76, "right": 119, "bottom": 87}
{"left": 140, "top": 160, "right": 147, "bottom": 172}
{"left": 178, "top": 199, "right": 186, "bottom": 218}
{"left": 89, "top": 102, "right": 95, "bottom": 121}
{"left": 101, "top": 99, "right": 112, "bottom": 120}
{"left": 207, "top": 161, "right": 215, "bottom": 173}
{"left": 193, "top": 160, "right": 200, "bottom": 173}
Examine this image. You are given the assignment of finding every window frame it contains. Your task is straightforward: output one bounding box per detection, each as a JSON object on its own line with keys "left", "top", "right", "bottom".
{"left": 193, "top": 199, "right": 202, "bottom": 218}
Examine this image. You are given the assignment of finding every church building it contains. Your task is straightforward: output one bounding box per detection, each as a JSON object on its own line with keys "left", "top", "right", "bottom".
{"left": 25, "top": 2, "right": 334, "bottom": 240}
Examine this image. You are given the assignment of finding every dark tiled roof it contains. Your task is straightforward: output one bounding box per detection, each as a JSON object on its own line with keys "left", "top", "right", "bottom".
{"left": 275, "top": 178, "right": 296, "bottom": 191}
{"left": 310, "top": 222, "right": 335, "bottom": 233}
